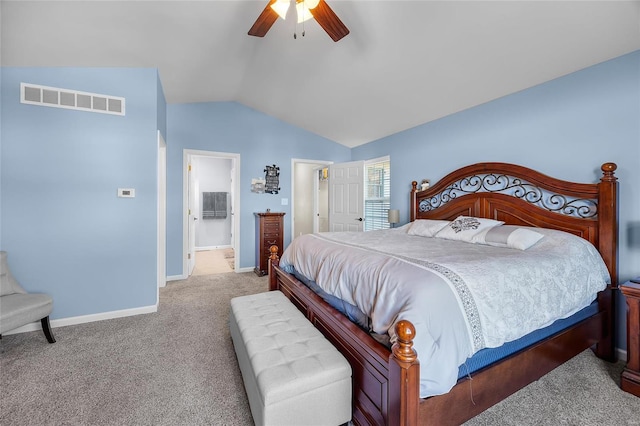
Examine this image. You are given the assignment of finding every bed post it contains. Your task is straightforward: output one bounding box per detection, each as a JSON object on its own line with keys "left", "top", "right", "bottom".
{"left": 598, "top": 163, "right": 618, "bottom": 287}
{"left": 596, "top": 162, "right": 618, "bottom": 361}
{"left": 388, "top": 320, "right": 420, "bottom": 426}
{"left": 410, "top": 181, "right": 418, "bottom": 222}
{"left": 269, "top": 245, "right": 280, "bottom": 291}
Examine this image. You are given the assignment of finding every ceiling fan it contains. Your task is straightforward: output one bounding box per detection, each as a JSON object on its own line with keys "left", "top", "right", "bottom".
{"left": 248, "top": 0, "right": 350, "bottom": 42}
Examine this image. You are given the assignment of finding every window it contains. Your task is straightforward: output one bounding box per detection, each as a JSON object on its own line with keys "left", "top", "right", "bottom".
{"left": 364, "top": 156, "right": 391, "bottom": 231}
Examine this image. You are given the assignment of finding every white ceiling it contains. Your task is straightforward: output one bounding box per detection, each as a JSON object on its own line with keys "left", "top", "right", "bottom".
{"left": 2, "top": 1, "right": 639, "bottom": 147}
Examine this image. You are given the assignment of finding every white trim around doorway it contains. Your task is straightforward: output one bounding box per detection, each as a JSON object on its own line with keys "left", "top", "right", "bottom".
{"left": 290, "top": 158, "right": 333, "bottom": 242}
{"left": 183, "top": 149, "right": 241, "bottom": 278}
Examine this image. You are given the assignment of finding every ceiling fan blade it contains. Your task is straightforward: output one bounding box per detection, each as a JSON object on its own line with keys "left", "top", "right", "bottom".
{"left": 248, "top": 0, "right": 279, "bottom": 37}
{"left": 312, "top": 0, "right": 349, "bottom": 42}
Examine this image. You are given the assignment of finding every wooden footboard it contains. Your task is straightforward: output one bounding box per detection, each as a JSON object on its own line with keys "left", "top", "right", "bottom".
{"left": 417, "top": 310, "right": 605, "bottom": 425}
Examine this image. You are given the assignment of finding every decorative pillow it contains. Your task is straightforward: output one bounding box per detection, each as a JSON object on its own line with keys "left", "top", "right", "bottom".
{"left": 395, "top": 222, "right": 413, "bottom": 232}
{"left": 434, "top": 216, "right": 504, "bottom": 242}
{"left": 474, "top": 225, "right": 544, "bottom": 250}
{"left": 407, "top": 220, "right": 451, "bottom": 237}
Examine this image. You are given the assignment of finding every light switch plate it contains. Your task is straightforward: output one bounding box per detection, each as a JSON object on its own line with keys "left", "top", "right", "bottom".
{"left": 118, "top": 188, "right": 135, "bottom": 198}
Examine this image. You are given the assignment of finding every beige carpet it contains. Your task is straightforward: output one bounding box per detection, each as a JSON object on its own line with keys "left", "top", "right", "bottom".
{"left": 1, "top": 273, "right": 639, "bottom": 426}
{"left": 192, "top": 248, "right": 234, "bottom": 275}
{"left": 0, "top": 272, "right": 267, "bottom": 426}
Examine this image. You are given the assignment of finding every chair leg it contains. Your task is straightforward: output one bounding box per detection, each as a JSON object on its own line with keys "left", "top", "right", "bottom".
{"left": 41, "top": 316, "right": 56, "bottom": 343}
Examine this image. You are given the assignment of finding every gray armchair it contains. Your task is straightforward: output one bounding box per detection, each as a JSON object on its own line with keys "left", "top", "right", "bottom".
{"left": 0, "top": 251, "right": 55, "bottom": 343}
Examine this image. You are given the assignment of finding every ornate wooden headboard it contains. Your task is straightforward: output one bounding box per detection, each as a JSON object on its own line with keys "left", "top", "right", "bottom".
{"left": 410, "top": 162, "right": 618, "bottom": 286}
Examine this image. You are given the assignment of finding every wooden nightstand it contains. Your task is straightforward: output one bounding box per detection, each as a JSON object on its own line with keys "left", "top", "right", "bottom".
{"left": 621, "top": 278, "right": 640, "bottom": 397}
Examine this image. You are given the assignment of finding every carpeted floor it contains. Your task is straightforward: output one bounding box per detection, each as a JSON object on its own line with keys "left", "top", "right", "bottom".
{"left": 1, "top": 272, "right": 266, "bottom": 426}
{"left": 1, "top": 272, "right": 639, "bottom": 426}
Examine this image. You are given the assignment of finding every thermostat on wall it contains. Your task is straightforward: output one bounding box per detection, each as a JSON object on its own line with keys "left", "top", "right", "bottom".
{"left": 118, "top": 188, "right": 135, "bottom": 198}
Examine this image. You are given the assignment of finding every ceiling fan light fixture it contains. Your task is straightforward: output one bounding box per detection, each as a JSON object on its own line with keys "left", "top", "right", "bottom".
{"left": 296, "top": 1, "right": 315, "bottom": 23}
{"left": 249, "top": 0, "right": 349, "bottom": 42}
{"left": 270, "top": 0, "right": 290, "bottom": 20}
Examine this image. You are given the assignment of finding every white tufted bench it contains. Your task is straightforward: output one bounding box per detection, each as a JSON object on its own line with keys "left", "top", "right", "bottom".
{"left": 230, "top": 291, "right": 352, "bottom": 426}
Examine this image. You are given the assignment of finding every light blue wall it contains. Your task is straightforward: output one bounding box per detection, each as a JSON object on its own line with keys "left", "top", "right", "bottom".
{"left": 353, "top": 50, "right": 640, "bottom": 350}
{"left": 166, "top": 102, "right": 351, "bottom": 275}
{"left": 1, "top": 67, "right": 163, "bottom": 319}
{"left": 2, "top": 51, "right": 637, "bottom": 351}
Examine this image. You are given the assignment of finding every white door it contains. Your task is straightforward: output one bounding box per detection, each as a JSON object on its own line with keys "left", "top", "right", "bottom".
{"left": 329, "top": 160, "right": 364, "bottom": 232}
{"left": 188, "top": 162, "right": 197, "bottom": 275}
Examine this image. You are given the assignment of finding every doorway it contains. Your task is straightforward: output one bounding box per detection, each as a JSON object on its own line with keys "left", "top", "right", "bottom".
{"left": 191, "top": 248, "right": 235, "bottom": 275}
{"left": 291, "top": 158, "right": 332, "bottom": 240}
{"left": 183, "top": 149, "right": 240, "bottom": 277}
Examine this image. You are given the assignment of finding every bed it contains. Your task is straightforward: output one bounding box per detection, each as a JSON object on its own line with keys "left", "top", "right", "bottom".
{"left": 268, "top": 162, "right": 618, "bottom": 425}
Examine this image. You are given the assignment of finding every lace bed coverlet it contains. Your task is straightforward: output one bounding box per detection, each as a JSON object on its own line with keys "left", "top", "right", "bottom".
{"left": 279, "top": 227, "right": 609, "bottom": 398}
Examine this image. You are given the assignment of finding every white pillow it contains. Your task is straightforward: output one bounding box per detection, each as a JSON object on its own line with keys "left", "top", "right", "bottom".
{"left": 407, "top": 220, "right": 451, "bottom": 237}
{"left": 474, "top": 225, "right": 544, "bottom": 250}
{"left": 434, "top": 216, "right": 504, "bottom": 242}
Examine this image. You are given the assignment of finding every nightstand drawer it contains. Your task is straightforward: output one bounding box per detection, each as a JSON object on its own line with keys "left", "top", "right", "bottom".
{"left": 263, "top": 223, "right": 280, "bottom": 232}
{"left": 263, "top": 233, "right": 280, "bottom": 242}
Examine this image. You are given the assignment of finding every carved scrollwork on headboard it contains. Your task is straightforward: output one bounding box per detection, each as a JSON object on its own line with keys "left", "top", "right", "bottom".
{"left": 418, "top": 173, "right": 598, "bottom": 218}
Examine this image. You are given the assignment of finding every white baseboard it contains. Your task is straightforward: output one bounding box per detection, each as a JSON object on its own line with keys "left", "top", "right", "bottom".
{"left": 617, "top": 347, "right": 628, "bottom": 362}
{"left": 196, "top": 245, "right": 232, "bottom": 251}
{"left": 168, "top": 268, "right": 251, "bottom": 279}
{"left": 3, "top": 304, "right": 158, "bottom": 336}
{"left": 167, "top": 274, "right": 187, "bottom": 281}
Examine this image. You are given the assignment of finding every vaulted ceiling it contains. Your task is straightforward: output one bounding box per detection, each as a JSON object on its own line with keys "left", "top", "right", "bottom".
{"left": 2, "top": 1, "right": 639, "bottom": 147}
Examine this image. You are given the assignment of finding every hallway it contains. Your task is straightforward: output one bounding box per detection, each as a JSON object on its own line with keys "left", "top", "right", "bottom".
{"left": 192, "top": 249, "right": 234, "bottom": 275}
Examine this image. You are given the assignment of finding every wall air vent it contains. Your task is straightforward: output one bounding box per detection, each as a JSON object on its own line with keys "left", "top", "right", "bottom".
{"left": 20, "top": 83, "right": 125, "bottom": 116}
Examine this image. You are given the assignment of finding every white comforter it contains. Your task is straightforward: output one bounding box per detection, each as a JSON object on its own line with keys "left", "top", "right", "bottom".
{"left": 279, "top": 226, "right": 610, "bottom": 398}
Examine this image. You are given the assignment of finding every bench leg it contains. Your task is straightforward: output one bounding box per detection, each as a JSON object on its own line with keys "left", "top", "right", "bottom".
{"left": 41, "top": 316, "right": 56, "bottom": 343}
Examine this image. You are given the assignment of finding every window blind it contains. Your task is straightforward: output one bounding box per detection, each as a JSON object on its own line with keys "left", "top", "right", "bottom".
{"left": 364, "top": 159, "right": 391, "bottom": 231}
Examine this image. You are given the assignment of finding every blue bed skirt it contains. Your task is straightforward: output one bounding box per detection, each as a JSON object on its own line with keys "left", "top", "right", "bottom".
{"left": 284, "top": 265, "right": 599, "bottom": 379}
{"left": 457, "top": 301, "right": 599, "bottom": 379}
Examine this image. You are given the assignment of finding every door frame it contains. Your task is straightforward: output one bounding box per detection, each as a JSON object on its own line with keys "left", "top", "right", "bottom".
{"left": 183, "top": 149, "right": 241, "bottom": 277}
{"left": 157, "top": 131, "right": 167, "bottom": 296}
{"left": 291, "top": 158, "right": 333, "bottom": 240}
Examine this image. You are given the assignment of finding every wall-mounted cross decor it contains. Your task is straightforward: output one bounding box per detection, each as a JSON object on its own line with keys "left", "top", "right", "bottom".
{"left": 264, "top": 164, "right": 280, "bottom": 194}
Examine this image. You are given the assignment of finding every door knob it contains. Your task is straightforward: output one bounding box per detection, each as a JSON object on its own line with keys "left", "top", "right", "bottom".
{"left": 355, "top": 218, "right": 363, "bottom": 221}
